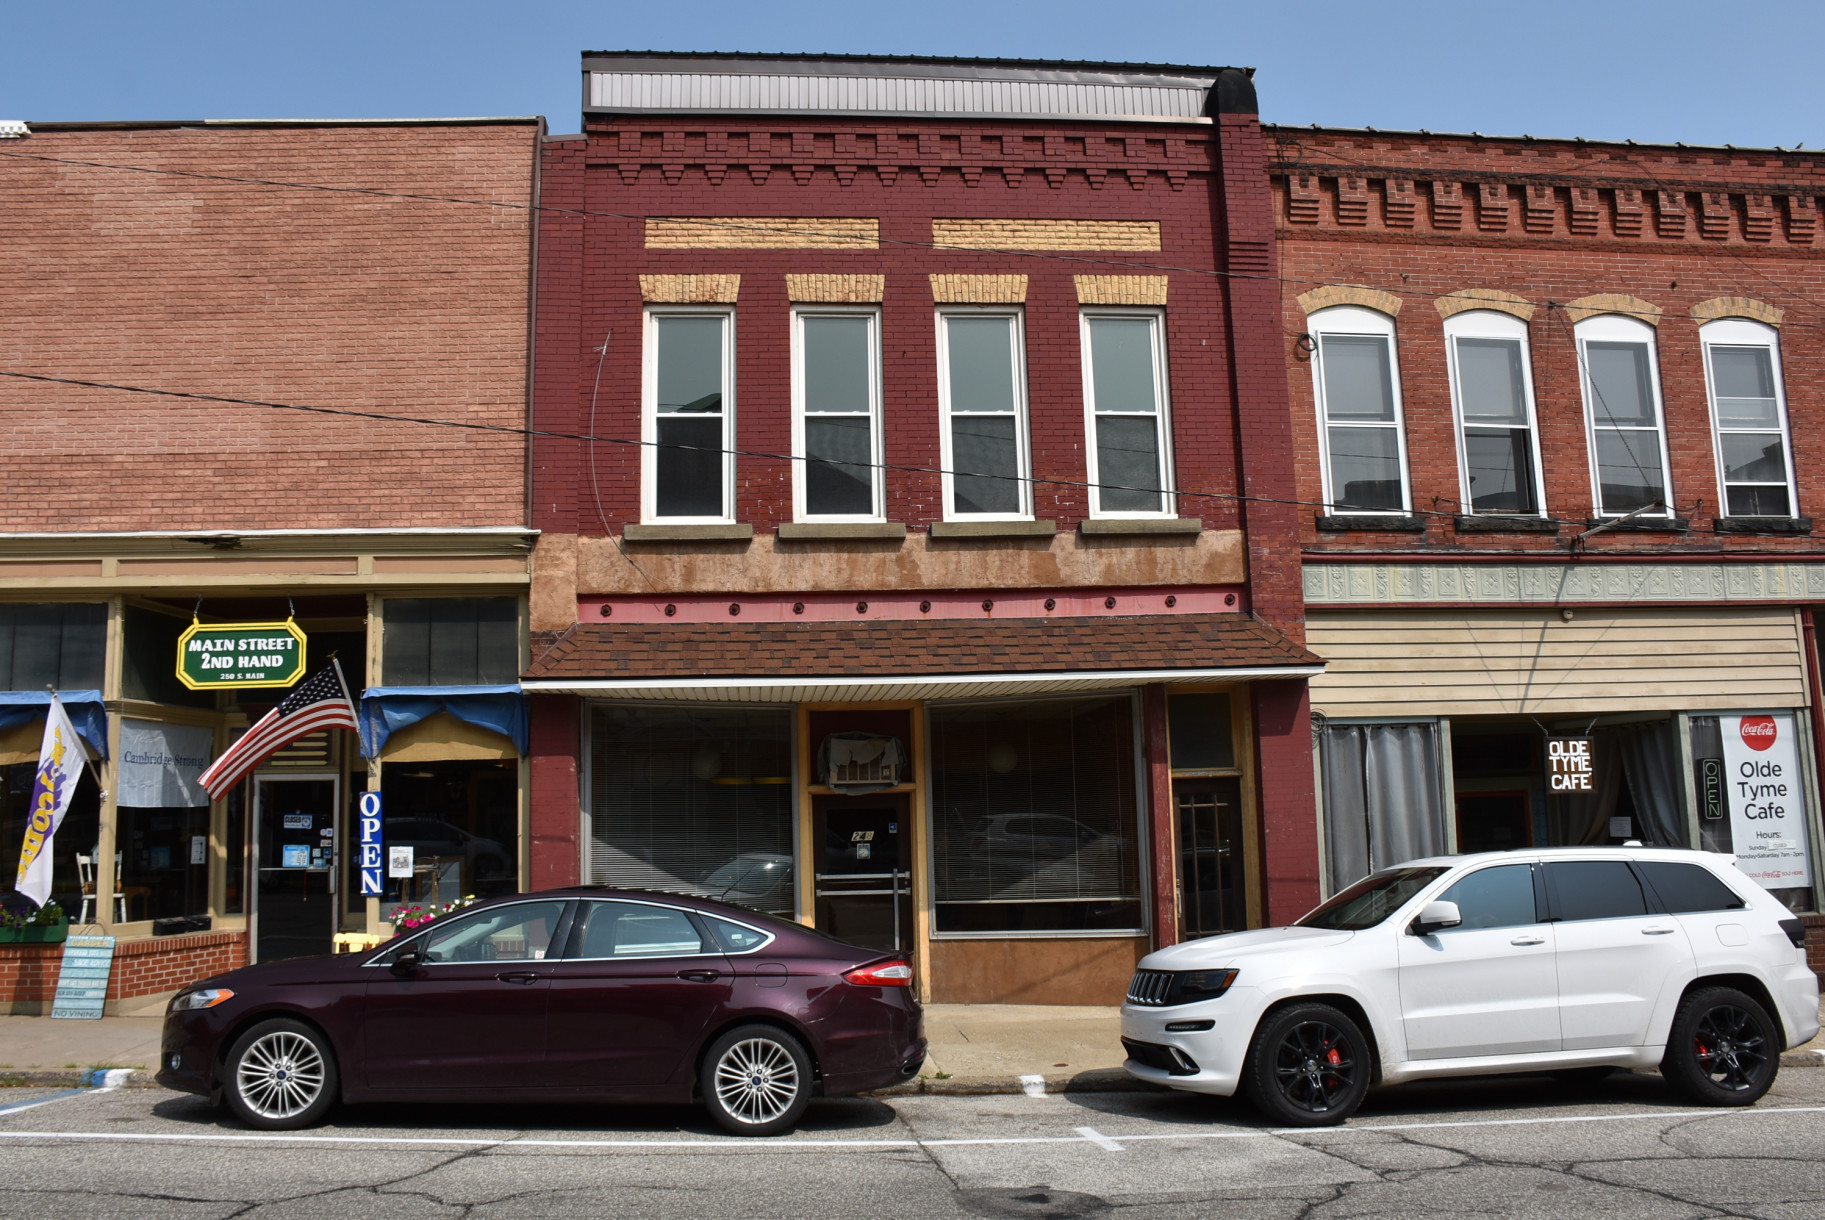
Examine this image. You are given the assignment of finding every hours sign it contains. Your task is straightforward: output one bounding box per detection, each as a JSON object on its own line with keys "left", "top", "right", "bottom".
{"left": 175, "top": 620, "right": 308, "bottom": 690}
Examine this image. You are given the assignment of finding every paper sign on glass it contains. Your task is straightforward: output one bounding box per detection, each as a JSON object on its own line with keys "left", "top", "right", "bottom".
{"left": 388, "top": 845, "right": 415, "bottom": 878}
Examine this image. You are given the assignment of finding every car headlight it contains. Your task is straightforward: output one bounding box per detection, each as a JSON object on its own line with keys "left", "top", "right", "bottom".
{"left": 1170, "top": 969, "right": 1238, "bottom": 1004}
{"left": 169, "top": 988, "right": 234, "bottom": 1012}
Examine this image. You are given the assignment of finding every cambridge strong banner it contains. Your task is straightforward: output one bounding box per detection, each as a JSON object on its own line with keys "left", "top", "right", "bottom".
{"left": 176, "top": 620, "right": 308, "bottom": 690}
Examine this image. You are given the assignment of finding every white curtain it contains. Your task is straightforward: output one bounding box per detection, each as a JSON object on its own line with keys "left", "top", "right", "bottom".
{"left": 1321, "top": 722, "right": 1447, "bottom": 890}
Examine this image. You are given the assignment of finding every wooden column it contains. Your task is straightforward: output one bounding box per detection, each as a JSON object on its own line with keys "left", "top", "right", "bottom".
{"left": 1143, "top": 683, "right": 1177, "bottom": 949}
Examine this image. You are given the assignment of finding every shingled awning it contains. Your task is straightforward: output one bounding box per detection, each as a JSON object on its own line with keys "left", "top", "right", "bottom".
{"left": 522, "top": 614, "right": 1322, "bottom": 702}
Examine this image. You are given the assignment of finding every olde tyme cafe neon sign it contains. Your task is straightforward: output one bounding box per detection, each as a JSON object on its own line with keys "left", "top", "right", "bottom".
{"left": 175, "top": 619, "right": 308, "bottom": 690}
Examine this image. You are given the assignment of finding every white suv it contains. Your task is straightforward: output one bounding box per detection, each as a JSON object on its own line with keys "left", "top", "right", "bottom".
{"left": 1122, "top": 848, "right": 1820, "bottom": 1126}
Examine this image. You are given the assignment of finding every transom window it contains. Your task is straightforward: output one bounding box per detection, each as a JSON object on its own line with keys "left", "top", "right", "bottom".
{"left": 1445, "top": 311, "right": 1545, "bottom": 516}
{"left": 644, "top": 309, "right": 734, "bottom": 522}
{"left": 1081, "top": 310, "right": 1172, "bottom": 517}
{"left": 793, "top": 308, "right": 883, "bottom": 520}
{"left": 1576, "top": 315, "right": 1672, "bottom": 517}
{"left": 937, "top": 310, "right": 1031, "bottom": 519}
{"left": 1307, "top": 307, "right": 1410, "bottom": 514}
{"left": 1701, "top": 318, "right": 1795, "bottom": 518}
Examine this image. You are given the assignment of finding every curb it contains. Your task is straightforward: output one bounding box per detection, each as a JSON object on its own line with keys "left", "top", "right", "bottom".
{"left": 0, "top": 1068, "right": 155, "bottom": 1090}
{"left": 865, "top": 1068, "right": 1167, "bottom": 1097}
{"left": 1780, "top": 1048, "right": 1825, "bottom": 1068}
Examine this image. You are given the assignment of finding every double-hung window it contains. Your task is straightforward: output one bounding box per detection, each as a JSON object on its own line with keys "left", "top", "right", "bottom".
{"left": 1576, "top": 315, "right": 1673, "bottom": 517}
{"left": 1308, "top": 307, "right": 1409, "bottom": 514}
{"left": 937, "top": 309, "right": 1031, "bottom": 519}
{"left": 1445, "top": 311, "right": 1546, "bottom": 515}
{"left": 643, "top": 309, "right": 734, "bottom": 522}
{"left": 792, "top": 308, "right": 883, "bottom": 520}
{"left": 1081, "top": 310, "right": 1172, "bottom": 517}
{"left": 1701, "top": 319, "right": 1796, "bottom": 518}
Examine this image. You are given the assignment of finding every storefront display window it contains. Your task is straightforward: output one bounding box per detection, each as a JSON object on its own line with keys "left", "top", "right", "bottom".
{"left": 382, "top": 598, "right": 518, "bottom": 686}
{"left": 122, "top": 606, "right": 213, "bottom": 709}
{"left": 1690, "top": 714, "right": 1815, "bottom": 912}
{"left": 377, "top": 759, "right": 519, "bottom": 917}
{"left": 1319, "top": 721, "right": 1447, "bottom": 890}
{"left": 588, "top": 706, "right": 794, "bottom": 917}
{"left": 929, "top": 695, "right": 1142, "bottom": 934}
{"left": 0, "top": 761, "right": 101, "bottom": 916}
{"left": 0, "top": 603, "right": 106, "bottom": 691}
{"left": 224, "top": 782, "right": 246, "bottom": 916}
{"left": 118, "top": 805, "right": 210, "bottom": 922}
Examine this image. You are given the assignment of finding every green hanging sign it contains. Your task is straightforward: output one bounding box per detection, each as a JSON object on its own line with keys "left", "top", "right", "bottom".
{"left": 175, "top": 619, "right": 308, "bottom": 690}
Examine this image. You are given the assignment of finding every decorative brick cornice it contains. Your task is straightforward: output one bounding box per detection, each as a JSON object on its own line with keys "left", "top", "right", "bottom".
{"left": 932, "top": 218, "right": 1161, "bottom": 251}
{"left": 785, "top": 274, "right": 885, "bottom": 303}
{"left": 1562, "top": 293, "right": 1662, "bottom": 326}
{"left": 1074, "top": 275, "right": 1168, "bottom": 305}
{"left": 639, "top": 274, "right": 740, "bottom": 304}
{"left": 1295, "top": 284, "right": 1402, "bottom": 317}
{"left": 1434, "top": 288, "right": 1536, "bottom": 322}
{"left": 930, "top": 274, "right": 1028, "bottom": 304}
{"left": 1690, "top": 296, "right": 1784, "bottom": 327}
{"left": 644, "top": 217, "right": 878, "bottom": 249}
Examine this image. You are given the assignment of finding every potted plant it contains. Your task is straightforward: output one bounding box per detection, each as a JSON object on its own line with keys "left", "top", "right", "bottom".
{"left": 0, "top": 901, "right": 68, "bottom": 945}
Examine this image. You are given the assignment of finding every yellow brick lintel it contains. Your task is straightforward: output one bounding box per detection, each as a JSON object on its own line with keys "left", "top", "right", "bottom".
{"left": 640, "top": 274, "right": 741, "bottom": 304}
{"left": 1690, "top": 296, "right": 1783, "bottom": 327}
{"left": 1074, "top": 275, "right": 1168, "bottom": 306}
{"left": 1435, "top": 288, "right": 1536, "bottom": 322}
{"left": 1562, "top": 293, "right": 1662, "bottom": 327}
{"left": 929, "top": 274, "right": 1028, "bottom": 304}
{"left": 1297, "top": 284, "right": 1403, "bottom": 317}
{"left": 645, "top": 217, "right": 879, "bottom": 250}
{"left": 933, "top": 219, "right": 1161, "bottom": 251}
{"left": 786, "top": 274, "right": 885, "bottom": 303}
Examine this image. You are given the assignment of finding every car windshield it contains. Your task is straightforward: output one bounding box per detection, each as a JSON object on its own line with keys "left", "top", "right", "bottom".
{"left": 1296, "top": 867, "right": 1448, "bottom": 930}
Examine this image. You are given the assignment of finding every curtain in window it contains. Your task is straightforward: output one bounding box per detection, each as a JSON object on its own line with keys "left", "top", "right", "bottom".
{"left": 1320, "top": 722, "right": 1446, "bottom": 890}
{"left": 1550, "top": 720, "right": 1685, "bottom": 847}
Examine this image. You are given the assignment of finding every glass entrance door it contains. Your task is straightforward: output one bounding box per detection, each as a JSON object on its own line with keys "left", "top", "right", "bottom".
{"left": 813, "top": 796, "right": 911, "bottom": 951}
{"left": 253, "top": 776, "right": 338, "bottom": 962}
{"left": 1176, "top": 777, "right": 1244, "bottom": 938}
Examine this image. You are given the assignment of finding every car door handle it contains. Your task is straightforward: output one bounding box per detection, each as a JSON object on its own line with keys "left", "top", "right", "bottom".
{"left": 677, "top": 970, "right": 720, "bottom": 983}
{"left": 496, "top": 972, "right": 542, "bottom": 985}
{"left": 1510, "top": 936, "right": 1545, "bottom": 946}
{"left": 1641, "top": 927, "right": 1676, "bottom": 936}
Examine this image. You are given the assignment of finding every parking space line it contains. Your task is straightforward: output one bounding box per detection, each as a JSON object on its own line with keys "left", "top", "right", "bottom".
{"left": 0, "top": 1090, "right": 88, "bottom": 1118}
{"left": 1074, "top": 1126, "right": 1125, "bottom": 1152}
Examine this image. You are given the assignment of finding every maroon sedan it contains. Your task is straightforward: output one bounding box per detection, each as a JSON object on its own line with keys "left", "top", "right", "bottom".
{"left": 156, "top": 889, "right": 926, "bottom": 1135}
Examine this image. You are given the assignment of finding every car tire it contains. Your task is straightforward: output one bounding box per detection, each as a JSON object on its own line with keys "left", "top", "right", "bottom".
{"left": 701, "top": 1024, "right": 813, "bottom": 1137}
{"left": 1242, "top": 1002, "right": 1371, "bottom": 1127}
{"left": 222, "top": 1018, "right": 339, "bottom": 1130}
{"left": 1660, "top": 986, "right": 1780, "bottom": 1107}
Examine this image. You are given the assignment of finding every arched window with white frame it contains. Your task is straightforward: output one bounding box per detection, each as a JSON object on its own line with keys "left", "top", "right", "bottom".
{"left": 1700, "top": 317, "right": 1797, "bottom": 519}
{"left": 1575, "top": 313, "right": 1674, "bottom": 518}
{"left": 1444, "top": 310, "right": 1546, "bottom": 516}
{"left": 1307, "top": 306, "right": 1410, "bottom": 515}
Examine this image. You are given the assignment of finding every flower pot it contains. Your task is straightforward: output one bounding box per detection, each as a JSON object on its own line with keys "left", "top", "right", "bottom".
{"left": 0, "top": 919, "right": 69, "bottom": 945}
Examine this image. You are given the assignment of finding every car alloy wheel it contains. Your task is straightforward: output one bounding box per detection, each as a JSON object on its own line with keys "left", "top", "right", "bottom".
{"left": 222, "top": 1018, "right": 339, "bottom": 1131}
{"left": 1691, "top": 1003, "right": 1770, "bottom": 1092}
{"left": 1661, "top": 985, "right": 1779, "bottom": 1107}
{"left": 701, "top": 1023, "right": 813, "bottom": 1136}
{"left": 1243, "top": 1002, "right": 1371, "bottom": 1127}
{"left": 1273, "top": 1019, "right": 1357, "bottom": 1113}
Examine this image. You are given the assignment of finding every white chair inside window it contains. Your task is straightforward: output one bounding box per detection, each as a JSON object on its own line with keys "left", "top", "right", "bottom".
{"left": 74, "top": 852, "right": 127, "bottom": 924}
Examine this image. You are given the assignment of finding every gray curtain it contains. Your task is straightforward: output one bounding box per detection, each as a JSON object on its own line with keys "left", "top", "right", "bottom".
{"left": 1321, "top": 722, "right": 1447, "bottom": 890}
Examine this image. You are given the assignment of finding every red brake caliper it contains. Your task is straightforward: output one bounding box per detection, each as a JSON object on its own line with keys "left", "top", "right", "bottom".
{"left": 1326, "top": 1045, "right": 1342, "bottom": 1066}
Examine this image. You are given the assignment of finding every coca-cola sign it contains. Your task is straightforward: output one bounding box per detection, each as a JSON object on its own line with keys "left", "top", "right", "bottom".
{"left": 1738, "top": 715, "right": 1778, "bottom": 752}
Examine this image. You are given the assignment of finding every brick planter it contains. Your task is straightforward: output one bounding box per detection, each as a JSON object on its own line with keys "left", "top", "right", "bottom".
{"left": 0, "top": 930, "right": 246, "bottom": 1014}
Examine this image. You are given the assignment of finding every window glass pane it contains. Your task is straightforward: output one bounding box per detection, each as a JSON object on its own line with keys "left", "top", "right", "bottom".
{"left": 378, "top": 760, "right": 519, "bottom": 919}
{"left": 704, "top": 914, "right": 771, "bottom": 953}
{"left": 655, "top": 316, "right": 724, "bottom": 414}
{"left": 0, "top": 762, "right": 101, "bottom": 916}
{"left": 1455, "top": 337, "right": 1527, "bottom": 423}
{"left": 1088, "top": 317, "right": 1158, "bottom": 414}
{"left": 1167, "top": 693, "right": 1234, "bottom": 770}
{"left": 1594, "top": 432, "right": 1665, "bottom": 513}
{"left": 1439, "top": 865, "right": 1538, "bottom": 929}
{"left": 589, "top": 706, "right": 795, "bottom": 918}
{"left": 1726, "top": 485, "right": 1791, "bottom": 517}
{"left": 930, "top": 696, "right": 1141, "bottom": 933}
{"left": 0, "top": 604, "right": 106, "bottom": 693}
{"left": 945, "top": 316, "right": 1017, "bottom": 413}
{"left": 118, "top": 805, "right": 211, "bottom": 923}
{"left": 1709, "top": 345, "right": 1776, "bottom": 413}
{"left": 1094, "top": 416, "right": 1162, "bottom": 512}
{"left": 420, "top": 900, "right": 567, "bottom": 963}
{"left": 1546, "top": 861, "right": 1648, "bottom": 920}
{"left": 1318, "top": 334, "right": 1394, "bottom": 421}
{"left": 655, "top": 416, "right": 725, "bottom": 517}
{"left": 950, "top": 415, "right": 1021, "bottom": 514}
{"left": 1585, "top": 341, "right": 1656, "bottom": 426}
{"left": 1327, "top": 427, "right": 1403, "bottom": 512}
{"left": 1636, "top": 862, "right": 1745, "bottom": 913}
{"left": 575, "top": 901, "right": 704, "bottom": 958}
{"left": 1297, "top": 866, "right": 1446, "bottom": 929}
{"left": 1463, "top": 428, "right": 1538, "bottom": 513}
{"left": 383, "top": 599, "right": 518, "bottom": 686}
{"left": 1720, "top": 433, "right": 1787, "bottom": 484}
{"left": 803, "top": 316, "right": 871, "bottom": 414}
{"left": 804, "top": 416, "right": 874, "bottom": 516}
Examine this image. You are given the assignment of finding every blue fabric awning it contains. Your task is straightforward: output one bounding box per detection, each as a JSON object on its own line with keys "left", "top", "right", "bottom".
{"left": 0, "top": 690, "right": 109, "bottom": 759}
{"left": 358, "top": 685, "right": 527, "bottom": 759}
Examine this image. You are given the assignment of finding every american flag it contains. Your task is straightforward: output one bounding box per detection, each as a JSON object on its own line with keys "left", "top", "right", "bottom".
{"left": 198, "top": 658, "right": 358, "bottom": 799}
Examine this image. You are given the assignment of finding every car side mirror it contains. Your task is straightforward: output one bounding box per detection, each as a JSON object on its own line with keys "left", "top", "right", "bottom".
{"left": 390, "top": 948, "right": 421, "bottom": 976}
{"left": 1410, "top": 901, "right": 1462, "bottom": 936}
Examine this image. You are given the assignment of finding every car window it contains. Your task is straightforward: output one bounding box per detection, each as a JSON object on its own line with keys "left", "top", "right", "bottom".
{"left": 1297, "top": 867, "right": 1449, "bottom": 930}
{"left": 418, "top": 901, "right": 567, "bottom": 963}
{"left": 576, "top": 901, "right": 704, "bottom": 958}
{"left": 1437, "top": 864, "right": 1538, "bottom": 930}
{"left": 1636, "top": 862, "right": 1747, "bottom": 913}
{"left": 703, "top": 914, "right": 772, "bottom": 953}
{"left": 1545, "top": 861, "right": 1648, "bottom": 921}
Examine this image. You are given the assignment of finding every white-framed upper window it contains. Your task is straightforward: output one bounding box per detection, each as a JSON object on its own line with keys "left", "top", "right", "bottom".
{"left": 1575, "top": 314, "right": 1673, "bottom": 518}
{"left": 1444, "top": 310, "right": 1547, "bottom": 516}
{"left": 1081, "top": 309, "right": 1174, "bottom": 518}
{"left": 643, "top": 307, "right": 735, "bottom": 522}
{"left": 1308, "top": 306, "right": 1410, "bottom": 515}
{"left": 1700, "top": 318, "right": 1797, "bottom": 519}
{"left": 792, "top": 306, "right": 884, "bottom": 521}
{"left": 937, "top": 308, "right": 1031, "bottom": 519}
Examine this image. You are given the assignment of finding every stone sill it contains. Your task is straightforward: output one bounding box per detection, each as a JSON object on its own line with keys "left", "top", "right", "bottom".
{"left": 622, "top": 523, "right": 754, "bottom": 543}
{"left": 928, "top": 520, "right": 1057, "bottom": 539}
{"left": 1454, "top": 515, "right": 1563, "bottom": 534}
{"left": 1077, "top": 518, "right": 1202, "bottom": 537}
{"left": 1315, "top": 514, "right": 1427, "bottom": 533}
{"left": 1580, "top": 517, "right": 1691, "bottom": 533}
{"left": 1713, "top": 516, "right": 1814, "bottom": 535}
{"left": 776, "top": 522, "right": 907, "bottom": 541}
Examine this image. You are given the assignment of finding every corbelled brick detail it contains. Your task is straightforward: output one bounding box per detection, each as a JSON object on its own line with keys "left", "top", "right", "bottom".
{"left": 1434, "top": 288, "right": 1536, "bottom": 322}
{"left": 928, "top": 274, "right": 1027, "bottom": 304}
{"left": 1296, "top": 284, "right": 1402, "bottom": 317}
{"left": 1562, "top": 293, "right": 1663, "bottom": 326}
{"left": 931, "top": 218, "right": 1161, "bottom": 250}
{"left": 1073, "top": 275, "right": 1168, "bottom": 305}
{"left": 784, "top": 274, "right": 885, "bottom": 303}
{"left": 639, "top": 273, "right": 741, "bottom": 303}
{"left": 644, "top": 216, "right": 879, "bottom": 249}
{"left": 1690, "top": 296, "right": 1783, "bottom": 327}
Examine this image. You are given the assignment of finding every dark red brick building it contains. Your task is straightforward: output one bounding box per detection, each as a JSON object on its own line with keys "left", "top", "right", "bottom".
{"left": 524, "top": 53, "right": 1320, "bottom": 1003}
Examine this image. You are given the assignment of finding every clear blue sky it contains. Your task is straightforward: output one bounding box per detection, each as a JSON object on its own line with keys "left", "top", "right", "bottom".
{"left": 3, "top": 0, "right": 1819, "bottom": 148}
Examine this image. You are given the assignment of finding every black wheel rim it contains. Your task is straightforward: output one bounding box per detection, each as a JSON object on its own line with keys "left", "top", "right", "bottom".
{"left": 1272, "top": 1020, "right": 1358, "bottom": 1113}
{"left": 1692, "top": 1004, "right": 1769, "bottom": 1092}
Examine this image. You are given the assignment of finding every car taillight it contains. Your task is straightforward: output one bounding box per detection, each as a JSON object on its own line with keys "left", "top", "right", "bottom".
{"left": 845, "top": 960, "right": 914, "bottom": 987}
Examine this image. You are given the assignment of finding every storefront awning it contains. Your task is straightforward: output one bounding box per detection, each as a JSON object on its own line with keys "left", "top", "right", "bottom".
{"left": 359, "top": 685, "right": 529, "bottom": 758}
{"left": 522, "top": 615, "right": 1323, "bottom": 702}
{"left": 0, "top": 690, "right": 109, "bottom": 758}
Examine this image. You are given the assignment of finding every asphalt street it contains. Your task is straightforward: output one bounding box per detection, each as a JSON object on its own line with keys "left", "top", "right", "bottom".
{"left": 0, "top": 1069, "right": 1820, "bottom": 1218}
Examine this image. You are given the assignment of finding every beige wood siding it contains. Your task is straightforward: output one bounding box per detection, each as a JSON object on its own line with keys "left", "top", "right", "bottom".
{"left": 1308, "top": 607, "right": 1807, "bottom": 718}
